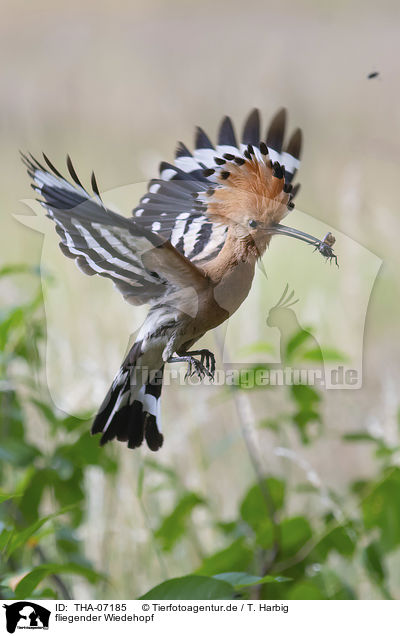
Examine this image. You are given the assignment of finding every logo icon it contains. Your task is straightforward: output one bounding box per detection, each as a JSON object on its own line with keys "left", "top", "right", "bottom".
{"left": 2, "top": 602, "right": 50, "bottom": 634}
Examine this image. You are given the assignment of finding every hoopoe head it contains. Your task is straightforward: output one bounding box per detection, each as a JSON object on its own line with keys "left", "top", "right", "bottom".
{"left": 196, "top": 141, "right": 304, "bottom": 256}
{"left": 196, "top": 140, "right": 336, "bottom": 263}
{"left": 206, "top": 145, "right": 293, "bottom": 236}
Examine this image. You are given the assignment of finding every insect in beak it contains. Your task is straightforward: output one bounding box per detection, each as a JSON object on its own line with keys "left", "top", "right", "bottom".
{"left": 263, "top": 223, "right": 339, "bottom": 267}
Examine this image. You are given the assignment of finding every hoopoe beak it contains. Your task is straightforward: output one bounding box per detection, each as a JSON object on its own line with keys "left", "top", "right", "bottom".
{"left": 261, "top": 223, "right": 338, "bottom": 265}
{"left": 266, "top": 223, "right": 327, "bottom": 247}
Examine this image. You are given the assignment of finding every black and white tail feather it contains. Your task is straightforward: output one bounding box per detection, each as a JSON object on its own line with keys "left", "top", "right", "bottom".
{"left": 91, "top": 343, "right": 165, "bottom": 451}
{"left": 22, "top": 108, "right": 302, "bottom": 451}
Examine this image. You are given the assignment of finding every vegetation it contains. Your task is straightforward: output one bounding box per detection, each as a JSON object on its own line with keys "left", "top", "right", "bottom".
{"left": 0, "top": 265, "right": 398, "bottom": 600}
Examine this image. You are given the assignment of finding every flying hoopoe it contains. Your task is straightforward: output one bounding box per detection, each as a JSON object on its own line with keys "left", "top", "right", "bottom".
{"left": 22, "top": 108, "right": 337, "bottom": 452}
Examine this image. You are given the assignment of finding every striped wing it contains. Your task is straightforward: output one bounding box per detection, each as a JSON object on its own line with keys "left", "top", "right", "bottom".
{"left": 134, "top": 160, "right": 228, "bottom": 265}
{"left": 22, "top": 154, "right": 205, "bottom": 306}
{"left": 132, "top": 108, "right": 302, "bottom": 263}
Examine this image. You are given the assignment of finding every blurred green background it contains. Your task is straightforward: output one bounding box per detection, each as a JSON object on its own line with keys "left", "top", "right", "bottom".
{"left": 1, "top": 0, "right": 400, "bottom": 600}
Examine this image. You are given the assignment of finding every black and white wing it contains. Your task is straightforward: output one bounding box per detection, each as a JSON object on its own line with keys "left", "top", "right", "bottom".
{"left": 132, "top": 108, "right": 302, "bottom": 263}
{"left": 22, "top": 153, "right": 205, "bottom": 306}
{"left": 23, "top": 108, "right": 302, "bottom": 304}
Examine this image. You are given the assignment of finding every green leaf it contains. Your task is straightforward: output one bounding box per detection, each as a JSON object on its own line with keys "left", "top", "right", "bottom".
{"left": 363, "top": 541, "right": 385, "bottom": 584}
{"left": 215, "top": 521, "right": 239, "bottom": 537}
{"left": 342, "top": 432, "right": 387, "bottom": 445}
{"left": 0, "top": 528, "right": 14, "bottom": 552}
{"left": 237, "top": 341, "right": 274, "bottom": 356}
{"left": 0, "top": 439, "right": 41, "bottom": 467}
{"left": 289, "top": 581, "right": 325, "bottom": 600}
{"left": 286, "top": 330, "right": 314, "bottom": 359}
{"left": 240, "top": 478, "right": 285, "bottom": 531}
{"left": 19, "top": 469, "right": 54, "bottom": 525}
{"left": 55, "top": 432, "right": 117, "bottom": 473}
{"left": 0, "top": 388, "right": 25, "bottom": 439}
{"left": 255, "top": 520, "right": 275, "bottom": 549}
{"left": 197, "top": 538, "right": 253, "bottom": 576}
{"left": 311, "top": 524, "right": 356, "bottom": 561}
{"left": 213, "top": 572, "right": 290, "bottom": 589}
{"left": 155, "top": 492, "right": 205, "bottom": 552}
{"left": 5, "top": 506, "right": 76, "bottom": 558}
{"left": 312, "top": 568, "right": 356, "bottom": 600}
{"left": 0, "top": 493, "right": 16, "bottom": 504}
{"left": 60, "top": 413, "right": 93, "bottom": 433}
{"left": 351, "top": 480, "right": 369, "bottom": 496}
{"left": 361, "top": 467, "right": 400, "bottom": 552}
{"left": 33, "top": 587, "right": 59, "bottom": 600}
{"left": 280, "top": 516, "right": 313, "bottom": 557}
{"left": 55, "top": 525, "right": 83, "bottom": 557}
{"left": 0, "top": 264, "right": 35, "bottom": 278}
{"left": 375, "top": 445, "right": 399, "bottom": 459}
{"left": 303, "top": 348, "right": 347, "bottom": 362}
{"left": 290, "top": 384, "right": 321, "bottom": 409}
{"left": 140, "top": 575, "right": 235, "bottom": 600}
{"left": 213, "top": 571, "right": 262, "bottom": 587}
{"left": 15, "top": 562, "right": 103, "bottom": 598}
{"left": 0, "top": 307, "right": 25, "bottom": 352}
{"left": 53, "top": 468, "right": 85, "bottom": 510}
{"left": 255, "top": 516, "right": 312, "bottom": 554}
{"left": 292, "top": 409, "right": 322, "bottom": 444}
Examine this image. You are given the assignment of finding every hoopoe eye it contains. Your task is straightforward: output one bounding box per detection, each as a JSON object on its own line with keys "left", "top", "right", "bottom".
{"left": 248, "top": 219, "right": 258, "bottom": 228}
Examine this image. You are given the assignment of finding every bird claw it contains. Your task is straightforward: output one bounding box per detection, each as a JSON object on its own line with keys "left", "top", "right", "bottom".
{"left": 184, "top": 357, "right": 207, "bottom": 380}
{"left": 184, "top": 355, "right": 214, "bottom": 381}
{"left": 197, "top": 349, "right": 216, "bottom": 377}
{"left": 168, "top": 349, "right": 216, "bottom": 381}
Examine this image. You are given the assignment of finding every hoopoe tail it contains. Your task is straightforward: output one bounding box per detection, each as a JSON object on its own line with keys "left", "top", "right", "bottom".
{"left": 91, "top": 341, "right": 164, "bottom": 451}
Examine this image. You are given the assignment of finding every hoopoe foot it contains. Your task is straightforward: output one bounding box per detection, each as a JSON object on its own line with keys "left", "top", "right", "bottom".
{"left": 185, "top": 357, "right": 211, "bottom": 381}
{"left": 168, "top": 350, "right": 215, "bottom": 381}
{"left": 185, "top": 349, "right": 216, "bottom": 377}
